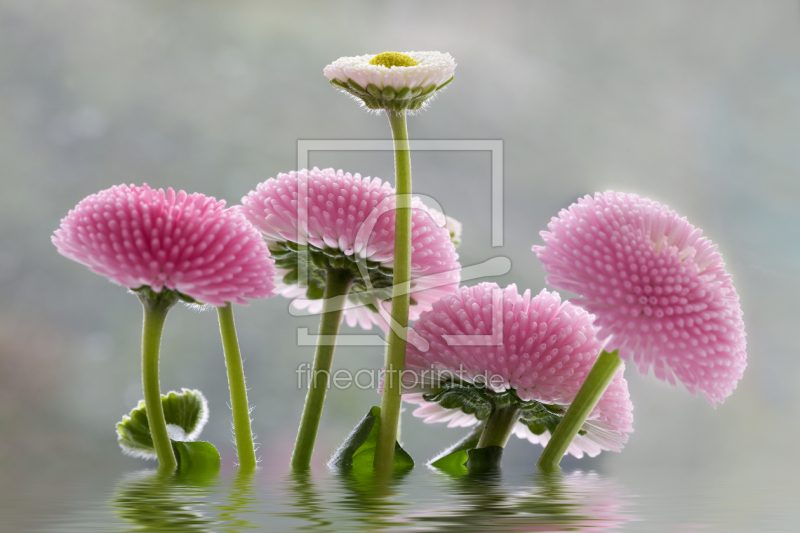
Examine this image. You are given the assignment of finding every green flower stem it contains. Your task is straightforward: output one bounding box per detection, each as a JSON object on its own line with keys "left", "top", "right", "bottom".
{"left": 476, "top": 405, "right": 521, "bottom": 449}
{"left": 291, "top": 269, "right": 353, "bottom": 469}
{"left": 537, "top": 349, "right": 622, "bottom": 470}
{"left": 217, "top": 303, "right": 257, "bottom": 470}
{"left": 139, "top": 295, "right": 178, "bottom": 473}
{"left": 375, "top": 110, "right": 412, "bottom": 474}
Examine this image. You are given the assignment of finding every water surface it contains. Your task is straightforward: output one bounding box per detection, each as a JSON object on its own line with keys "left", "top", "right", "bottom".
{"left": 3, "top": 461, "right": 797, "bottom": 532}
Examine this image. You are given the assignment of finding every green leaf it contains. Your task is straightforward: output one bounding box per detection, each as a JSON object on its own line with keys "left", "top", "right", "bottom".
{"left": 429, "top": 423, "right": 484, "bottom": 473}
{"left": 465, "top": 446, "right": 504, "bottom": 472}
{"left": 328, "top": 406, "right": 414, "bottom": 473}
{"left": 116, "top": 388, "right": 209, "bottom": 459}
{"left": 172, "top": 441, "right": 221, "bottom": 473}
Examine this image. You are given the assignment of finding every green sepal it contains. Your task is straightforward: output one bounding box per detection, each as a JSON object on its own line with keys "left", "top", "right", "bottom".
{"left": 132, "top": 286, "right": 180, "bottom": 312}
{"left": 420, "top": 83, "right": 437, "bottom": 97}
{"left": 465, "top": 446, "right": 504, "bottom": 472}
{"left": 381, "top": 86, "right": 396, "bottom": 100}
{"left": 328, "top": 406, "right": 414, "bottom": 473}
{"left": 423, "top": 382, "right": 569, "bottom": 427}
{"left": 329, "top": 77, "right": 448, "bottom": 112}
{"left": 346, "top": 78, "right": 365, "bottom": 93}
{"left": 117, "top": 388, "right": 209, "bottom": 460}
{"left": 422, "top": 382, "right": 587, "bottom": 448}
{"left": 395, "top": 87, "right": 412, "bottom": 100}
{"left": 270, "top": 241, "right": 399, "bottom": 315}
{"left": 428, "top": 423, "right": 484, "bottom": 473}
{"left": 132, "top": 285, "right": 201, "bottom": 307}
{"left": 366, "top": 83, "right": 383, "bottom": 99}
{"left": 172, "top": 441, "right": 221, "bottom": 473}
{"left": 437, "top": 76, "right": 454, "bottom": 90}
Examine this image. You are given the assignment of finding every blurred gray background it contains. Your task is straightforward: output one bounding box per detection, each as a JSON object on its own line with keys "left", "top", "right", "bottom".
{"left": 1, "top": 0, "right": 798, "bottom": 517}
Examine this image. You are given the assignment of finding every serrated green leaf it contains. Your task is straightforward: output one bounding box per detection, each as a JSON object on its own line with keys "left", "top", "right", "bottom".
{"left": 429, "top": 423, "right": 484, "bottom": 473}
{"left": 117, "top": 388, "right": 209, "bottom": 459}
{"left": 328, "top": 406, "right": 414, "bottom": 473}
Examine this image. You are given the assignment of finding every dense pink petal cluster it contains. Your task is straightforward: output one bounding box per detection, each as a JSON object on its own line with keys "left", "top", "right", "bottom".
{"left": 533, "top": 191, "right": 746, "bottom": 405}
{"left": 53, "top": 184, "right": 276, "bottom": 306}
{"left": 241, "top": 168, "right": 461, "bottom": 330}
{"left": 401, "top": 283, "right": 633, "bottom": 458}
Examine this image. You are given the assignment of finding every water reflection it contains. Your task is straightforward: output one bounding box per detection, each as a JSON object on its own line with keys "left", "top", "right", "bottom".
{"left": 105, "top": 466, "right": 631, "bottom": 532}
{"left": 217, "top": 469, "right": 259, "bottom": 532}
{"left": 280, "top": 471, "right": 334, "bottom": 532}
{"left": 277, "top": 466, "right": 631, "bottom": 532}
{"left": 111, "top": 469, "right": 220, "bottom": 532}
{"left": 416, "top": 469, "right": 634, "bottom": 532}
{"left": 331, "top": 469, "right": 411, "bottom": 532}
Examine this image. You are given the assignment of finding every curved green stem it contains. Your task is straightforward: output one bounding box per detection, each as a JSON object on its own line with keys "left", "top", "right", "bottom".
{"left": 537, "top": 349, "right": 622, "bottom": 470}
{"left": 291, "top": 269, "right": 353, "bottom": 469}
{"left": 217, "top": 303, "right": 257, "bottom": 470}
{"left": 477, "top": 405, "right": 521, "bottom": 449}
{"left": 375, "top": 110, "right": 412, "bottom": 474}
{"left": 139, "top": 294, "right": 178, "bottom": 473}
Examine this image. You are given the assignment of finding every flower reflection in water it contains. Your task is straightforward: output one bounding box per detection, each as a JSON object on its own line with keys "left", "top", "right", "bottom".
{"left": 280, "top": 467, "right": 631, "bottom": 533}
{"left": 111, "top": 468, "right": 632, "bottom": 532}
{"left": 280, "top": 471, "right": 335, "bottom": 532}
{"left": 216, "top": 469, "right": 260, "bottom": 532}
{"left": 416, "top": 470, "right": 634, "bottom": 532}
{"left": 332, "top": 470, "right": 412, "bottom": 532}
{"left": 111, "top": 469, "right": 220, "bottom": 532}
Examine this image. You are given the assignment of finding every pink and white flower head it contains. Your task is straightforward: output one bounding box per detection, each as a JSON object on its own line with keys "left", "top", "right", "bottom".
{"left": 400, "top": 283, "right": 633, "bottom": 459}
{"left": 53, "top": 184, "right": 276, "bottom": 306}
{"left": 324, "top": 51, "right": 455, "bottom": 112}
{"left": 532, "top": 191, "right": 747, "bottom": 405}
{"left": 241, "top": 168, "right": 461, "bottom": 331}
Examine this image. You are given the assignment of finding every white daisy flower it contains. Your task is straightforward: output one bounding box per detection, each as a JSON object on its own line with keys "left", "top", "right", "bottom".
{"left": 324, "top": 51, "right": 456, "bottom": 112}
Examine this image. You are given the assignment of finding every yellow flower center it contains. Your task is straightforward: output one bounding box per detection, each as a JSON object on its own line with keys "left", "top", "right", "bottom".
{"left": 369, "top": 52, "right": 418, "bottom": 68}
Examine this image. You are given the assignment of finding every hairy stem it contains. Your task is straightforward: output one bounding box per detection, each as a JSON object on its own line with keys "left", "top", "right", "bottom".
{"left": 139, "top": 293, "right": 178, "bottom": 473}
{"left": 217, "top": 303, "right": 257, "bottom": 470}
{"left": 477, "top": 405, "right": 521, "bottom": 449}
{"left": 291, "top": 269, "right": 353, "bottom": 469}
{"left": 537, "top": 349, "right": 622, "bottom": 470}
{"left": 375, "top": 110, "right": 412, "bottom": 474}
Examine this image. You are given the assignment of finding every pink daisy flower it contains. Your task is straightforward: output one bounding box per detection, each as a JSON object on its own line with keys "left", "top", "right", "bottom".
{"left": 532, "top": 191, "right": 746, "bottom": 405}
{"left": 240, "top": 168, "right": 461, "bottom": 331}
{"left": 53, "top": 184, "right": 276, "bottom": 306}
{"left": 400, "top": 283, "right": 633, "bottom": 459}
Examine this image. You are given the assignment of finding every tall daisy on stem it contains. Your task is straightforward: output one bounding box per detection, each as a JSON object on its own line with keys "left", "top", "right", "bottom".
{"left": 241, "top": 168, "right": 460, "bottom": 469}
{"left": 53, "top": 184, "right": 275, "bottom": 471}
{"left": 533, "top": 191, "right": 747, "bottom": 469}
{"left": 324, "top": 51, "right": 456, "bottom": 473}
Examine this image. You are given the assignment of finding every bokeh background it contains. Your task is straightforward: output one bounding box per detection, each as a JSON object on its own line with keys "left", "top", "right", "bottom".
{"left": 1, "top": 0, "right": 799, "bottom": 529}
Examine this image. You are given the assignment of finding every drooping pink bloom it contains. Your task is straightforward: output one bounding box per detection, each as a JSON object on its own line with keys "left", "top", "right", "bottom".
{"left": 532, "top": 191, "right": 746, "bottom": 405}
{"left": 53, "top": 184, "right": 276, "bottom": 306}
{"left": 401, "top": 283, "right": 633, "bottom": 458}
{"left": 241, "top": 168, "right": 461, "bottom": 331}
